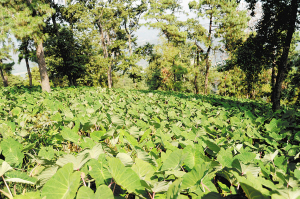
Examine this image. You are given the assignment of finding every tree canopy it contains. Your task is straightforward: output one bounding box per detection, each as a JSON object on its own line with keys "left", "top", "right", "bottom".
{"left": 0, "top": 0, "right": 299, "bottom": 110}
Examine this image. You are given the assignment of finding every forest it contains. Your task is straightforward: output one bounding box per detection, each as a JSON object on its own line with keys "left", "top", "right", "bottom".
{"left": 0, "top": 0, "right": 299, "bottom": 111}
{"left": 0, "top": 0, "right": 300, "bottom": 199}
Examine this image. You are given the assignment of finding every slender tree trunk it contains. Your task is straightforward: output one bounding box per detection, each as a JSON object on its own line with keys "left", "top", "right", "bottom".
{"left": 98, "top": 20, "right": 108, "bottom": 58}
{"left": 224, "top": 73, "right": 227, "bottom": 96}
{"left": 108, "top": 52, "right": 114, "bottom": 89}
{"left": 194, "top": 49, "right": 200, "bottom": 94}
{"left": 204, "top": 57, "right": 211, "bottom": 95}
{"left": 108, "top": 64, "right": 112, "bottom": 88}
{"left": 98, "top": 19, "right": 113, "bottom": 88}
{"left": 0, "top": 62, "right": 8, "bottom": 87}
{"left": 36, "top": 41, "right": 51, "bottom": 92}
{"left": 25, "top": 57, "right": 32, "bottom": 86}
{"left": 24, "top": 40, "right": 33, "bottom": 87}
{"left": 272, "top": 0, "right": 298, "bottom": 111}
{"left": 204, "top": 11, "right": 213, "bottom": 95}
{"left": 128, "top": 35, "right": 132, "bottom": 56}
{"left": 271, "top": 64, "right": 276, "bottom": 103}
{"left": 173, "top": 59, "right": 176, "bottom": 91}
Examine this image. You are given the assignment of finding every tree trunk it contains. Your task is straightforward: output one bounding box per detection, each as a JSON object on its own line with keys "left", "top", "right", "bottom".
{"left": 98, "top": 20, "right": 108, "bottom": 59}
{"left": 107, "top": 64, "right": 112, "bottom": 88}
{"left": 0, "top": 64, "right": 8, "bottom": 87}
{"left": 23, "top": 40, "right": 33, "bottom": 87}
{"left": 204, "top": 11, "right": 213, "bottom": 95}
{"left": 204, "top": 57, "right": 211, "bottom": 95}
{"left": 271, "top": 65, "right": 276, "bottom": 103}
{"left": 108, "top": 52, "right": 114, "bottom": 89}
{"left": 25, "top": 57, "right": 32, "bottom": 86}
{"left": 272, "top": 0, "right": 298, "bottom": 111}
{"left": 98, "top": 19, "right": 113, "bottom": 88}
{"left": 36, "top": 41, "right": 51, "bottom": 92}
{"left": 194, "top": 48, "right": 200, "bottom": 94}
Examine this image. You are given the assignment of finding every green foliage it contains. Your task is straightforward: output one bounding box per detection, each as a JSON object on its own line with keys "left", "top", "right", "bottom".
{"left": 0, "top": 87, "right": 299, "bottom": 198}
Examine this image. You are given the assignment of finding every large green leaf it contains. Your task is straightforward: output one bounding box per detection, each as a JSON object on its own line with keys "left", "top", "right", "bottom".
{"left": 41, "top": 163, "right": 81, "bottom": 199}
{"left": 132, "top": 158, "right": 155, "bottom": 180}
{"left": 38, "top": 147, "right": 55, "bottom": 160}
{"left": 0, "top": 161, "right": 13, "bottom": 176}
{"left": 0, "top": 138, "right": 24, "bottom": 166}
{"left": 271, "top": 188, "right": 300, "bottom": 199}
{"left": 217, "top": 148, "right": 233, "bottom": 168}
{"left": 234, "top": 152, "right": 256, "bottom": 164}
{"left": 88, "top": 155, "right": 111, "bottom": 187}
{"left": 77, "top": 186, "right": 95, "bottom": 199}
{"left": 240, "top": 183, "right": 269, "bottom": 199}
{"left": 161, "top": 149, "right": 186, "bottom": 171}
{"left": 5, "top": 171, "right": 37, "bottom": 184}
{"left": 37, "top": 166, "right": 58, "bottom": 187}
{"left": 183, "top": 146, "right": 203, "bottom": 171}
{"left": 181, "top": 163, "right": 217, "bottom": 193}
{"left": 56, "top": 152, "right": 90, "bottom": 170}
{"left": 116, "top": 153, "right": 134, "bottom": 167}
{"left": 108, "top": 157, "right": 144, "bottom": 194}
{"left": 95, "top": 185, "right": 114, "bottom": 199}
{"left": 14, "top": 192, "right": 41, "bottom": 199}
{"left": 61, "top": 127, "right": 81, "bottom": 144}
{"left": 166, "top": 179, "right": 182, "bottom": 199}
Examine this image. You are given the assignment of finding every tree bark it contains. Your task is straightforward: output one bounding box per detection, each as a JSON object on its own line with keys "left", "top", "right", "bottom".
{"left": 194, "top": 48, "right": 200, "bottom": 94}
{"left": 204, "top": 11, "right": 213, "bottom": 95}
{"left": 98, "top": 19, "right": 113, "bottom": 88}
{"left": 272, "top": 0, "right": 298, "bottom": 111}
{"left": 107, "top": 52, "right": 114, "bottom": 89}
{"left": 98, "top": 20, "right": 108, "bottom": 59}
{"left": 0, "top": 61, "right": 8, "bottom": 87}
{"left": 271, "top": 64, "right": 276, "bottom": 103}
{"left": 36, "top": 41, "right": 51, "bottom": 92}
{"left": 25, "top": 57, "right": 32, "bottom": 86}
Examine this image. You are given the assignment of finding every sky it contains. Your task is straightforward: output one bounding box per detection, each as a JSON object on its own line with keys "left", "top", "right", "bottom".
{"left": 7, "top": 0, "right": 257, "bottom": 77}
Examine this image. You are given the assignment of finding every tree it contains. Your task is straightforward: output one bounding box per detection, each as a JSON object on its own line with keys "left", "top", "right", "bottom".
{"left": 0, "top": 62, "right": 14, "bottom": 87}
{"left": 145, "top": 39, "right": 191, "bottom": 91}
{"left": 17, "top": 38, "right": 36, "bottom": 87}
{"left": 0, "top": 33, "right": 14, "bottom": 87}
{"left": 189, "top": 0, "right": 249, "bottom": 94}
{"left": 71, "top": 0, "right": 127, "bottom": 88}
{"left": 186, "top": 18, "right": 206, "bottom": 94}
{"left": 119, "top": 0, "right": 147, "bottom": 56}
{"left": 44, "top": 27, "right": 88, "bottom": 86}
{"left": 118, "top": 0, "right": 147, "bottom": 87}
{"left": 144, "top": 0, "right": 191, "bottom": 91}
{"left": 241, "top": 0, "right": 300, "bottom": 111}
{"left": 0, "top": 0, "right": 54, "bottom": 92}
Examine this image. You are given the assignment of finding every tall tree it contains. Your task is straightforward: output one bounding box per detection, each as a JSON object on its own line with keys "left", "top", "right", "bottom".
{"left": 17, "top": 38, "right": 36, "bottom": 87}
{"left": 0, "top": 0, "right": 54, "bottom": 92}
{"left": 118, "top": 0, "right": 147, "bottom": 86}
{"left": 119, "top": 0, "right": 147, "bottom": 56}
{"left": 144, "top": 0, "right": 189, "bottom": 91}
{"left": 144, "top": 0, "right": 186, "bottom": 44}
{"left": 245, "top": 0, "right": 300, "bottom": 111}
{"left": 72, "top": 0, "right": 126, "bottom": 88}
{"left": 186, "top": 18, "right": 206, "bottom": 94}
{"left": 189, "top": 0, "right": 249, "bottom": 94}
